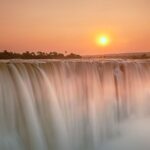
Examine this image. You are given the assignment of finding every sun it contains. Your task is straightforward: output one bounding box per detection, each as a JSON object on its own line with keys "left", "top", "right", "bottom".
{"left": 96, "top": 35, "right": 110, "bottom": 46}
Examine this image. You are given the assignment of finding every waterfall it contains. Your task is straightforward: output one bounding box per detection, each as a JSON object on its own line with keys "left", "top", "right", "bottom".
{"left": 0, "top": 59, "right": 150, "bottom": 150}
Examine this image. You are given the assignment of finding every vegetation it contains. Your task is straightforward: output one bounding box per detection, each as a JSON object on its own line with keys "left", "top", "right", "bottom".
{"left": 0, "top": 50, "right": 82, "bottom": 59}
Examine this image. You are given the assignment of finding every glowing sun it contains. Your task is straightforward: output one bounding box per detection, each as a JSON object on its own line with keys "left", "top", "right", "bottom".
{"left": 96, "top": 36, "right": 110, "bottom": 46}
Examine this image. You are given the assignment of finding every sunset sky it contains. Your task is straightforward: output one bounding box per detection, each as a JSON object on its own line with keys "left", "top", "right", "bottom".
{"left": 0, "top": 0, "right": 150, "bottom": 55}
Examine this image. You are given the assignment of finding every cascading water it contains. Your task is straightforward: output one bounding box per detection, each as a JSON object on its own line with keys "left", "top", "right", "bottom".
{"left": 1, "top": 59, "right": 150, "bottom": 150}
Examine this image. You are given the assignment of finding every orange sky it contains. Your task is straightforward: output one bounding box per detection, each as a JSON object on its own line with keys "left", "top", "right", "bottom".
{"left": 0, "top": 0, "right": 150, "bottom": 55}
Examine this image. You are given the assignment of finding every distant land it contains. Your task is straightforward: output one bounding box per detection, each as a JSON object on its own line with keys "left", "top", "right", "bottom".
{"left": 0, "top": 50, "right": 150, "bottom": 59}
{"left": 84, "top": 51, "right": 150, "bottom": 59}
{"left": 0, "top": 50, "right": 81, "bottom": 59}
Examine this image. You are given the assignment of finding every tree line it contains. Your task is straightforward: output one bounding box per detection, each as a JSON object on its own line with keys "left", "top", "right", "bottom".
{"left": 0, "top": 50, "right": 82, "bottom": 59}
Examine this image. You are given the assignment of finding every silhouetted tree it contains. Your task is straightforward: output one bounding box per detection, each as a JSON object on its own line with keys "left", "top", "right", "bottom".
{"left": 66, "top": 53, "right": 82, "bottom": 59}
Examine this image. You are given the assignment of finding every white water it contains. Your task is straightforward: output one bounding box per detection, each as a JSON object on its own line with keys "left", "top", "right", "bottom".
{"left": 0, "top": 59, "right": 150, "bottom": 150}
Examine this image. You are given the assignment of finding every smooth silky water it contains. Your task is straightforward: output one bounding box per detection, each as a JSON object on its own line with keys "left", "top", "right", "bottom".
{"left": 0, "top": 59, "right": 150, "bottom": 150}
